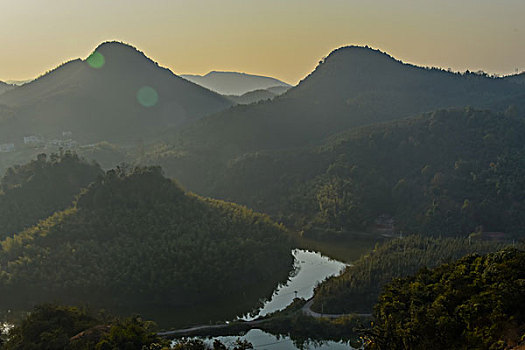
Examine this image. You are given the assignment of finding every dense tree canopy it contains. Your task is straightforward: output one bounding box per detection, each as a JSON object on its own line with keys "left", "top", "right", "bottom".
{"left": 366, "top": 248, "right": 525, "bottom": 350}
{"left": 0, "top": 166, "right": 293, "bottom": 316}
{"left": 1, "top": 303, "right": 254, "bottom": 350}
{"left": 0, "top": 152, "right": 103, "bottom": 240}
{"left": 311, "top": 235, "right": 515, "bottom": 314}
{"left": 3, "top": 304, "right": 101, "bottom": 350}
{"left": 197, "top": 107, "right": 525, "bottom": 238}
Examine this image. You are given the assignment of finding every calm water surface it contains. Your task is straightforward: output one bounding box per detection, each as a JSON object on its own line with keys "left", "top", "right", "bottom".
{"left": 189, "top": 249, "right": 357, "bottom": 349}
{"left": 201, "top": 329, "right": 358, "bottom": 350}
{"left": 241, "top": 249, "right": 348, "bottom": 320}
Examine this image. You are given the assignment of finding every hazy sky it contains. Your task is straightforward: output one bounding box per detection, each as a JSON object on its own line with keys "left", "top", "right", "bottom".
{"left": 1, "top": 0, "right": 524, "bottom": 84}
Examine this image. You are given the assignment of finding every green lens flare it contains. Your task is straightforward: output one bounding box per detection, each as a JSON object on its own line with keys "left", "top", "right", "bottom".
{"left": 137, "top": 86, "right": 159, "bottom": 107}
{"left": 86, "top": 51, "right": 105, "bottom": 69}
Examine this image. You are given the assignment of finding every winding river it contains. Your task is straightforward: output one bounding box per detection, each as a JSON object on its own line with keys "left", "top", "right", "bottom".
{"left": 188, "top": 249, "right": 359, "bottom": 349}
{"left": 241, "top": 249, "right": 348, "bottom": 320}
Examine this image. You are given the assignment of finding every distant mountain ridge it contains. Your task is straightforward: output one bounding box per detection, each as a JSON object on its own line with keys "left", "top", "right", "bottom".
{"left": 181, "top": 71, "right": 291, "bottom": 95}
{"left": 0, "top": 41, "right": 233, "bottom": 144}
{"left": 226, "top": 87, "right": 291, "bottom": 105}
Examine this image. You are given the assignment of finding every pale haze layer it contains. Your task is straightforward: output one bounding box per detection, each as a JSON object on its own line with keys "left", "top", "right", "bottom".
{"left": 1, "top": 0, "right": 524, "bottom": 84}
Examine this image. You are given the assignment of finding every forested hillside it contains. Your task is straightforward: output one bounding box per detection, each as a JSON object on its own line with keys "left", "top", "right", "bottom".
{"left": 142, "top": 47, "right": 525, "bottom": 221}
{"left": 367, "top": 248, "right": 525, "bottom": 350}
{"left": 0, "top": 152, "right": 102, "bottom": 240}
{"left": 311, "top": 235, "right": 514, "bottom": 314}
{"left": 0, "top": 166, "right": 292, "bottom": 316}
{"left": 197, "top": 107, "right": 525, "bottom": 238}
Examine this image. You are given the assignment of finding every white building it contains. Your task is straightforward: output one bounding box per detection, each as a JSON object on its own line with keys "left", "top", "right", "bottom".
{"left": 48, "top": 139, "right": 63, "bottom": 146}
{"left": 62, "top": 140, "right": 78, "bottom": 148}
{"left": 48, "top": 139, "right": 77, "bottom": 148}
{"left": 62, "top": 131, "right": 73, "bottom": 137}
{"left": 0, "top": 143, "right": 15, "bottom": 152}
{"left": 24, "top": 135, "right": 43, "bottom": 144}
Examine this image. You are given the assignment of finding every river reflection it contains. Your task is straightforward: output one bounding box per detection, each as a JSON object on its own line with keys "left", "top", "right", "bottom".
{"left": 241, "top": 249, "right": 348, "bottom": 320}
{"left": 199, "top": 329, "right": 357, "bottom": 349}
{"left": 147, "top": 249, "right": 348, "bottom": 328}
{"left": 183, "top": 250, "right": 355, "bottom": 349}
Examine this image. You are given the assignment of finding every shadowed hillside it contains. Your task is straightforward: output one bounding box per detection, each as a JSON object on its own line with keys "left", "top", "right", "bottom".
{"left": 165, "top": 46, "right": 525, "bottom": 157}
{"left": 143, "top": 47, "right": 525, "bottom": 207}
{"left": 171, "top": 108, "right": 525, "bottom": 239}
{"left": 0, "top": 42, "right": 233, "bottom": 145}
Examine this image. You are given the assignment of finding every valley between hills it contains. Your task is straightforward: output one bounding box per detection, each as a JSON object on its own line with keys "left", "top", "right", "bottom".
{"left": 0, "top": 41, "right": 524, "bottom": 349}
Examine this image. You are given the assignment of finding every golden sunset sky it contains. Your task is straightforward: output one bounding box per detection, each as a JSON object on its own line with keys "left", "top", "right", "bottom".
{"left": 1, "top": 0, "right": 524, "bottom": 84}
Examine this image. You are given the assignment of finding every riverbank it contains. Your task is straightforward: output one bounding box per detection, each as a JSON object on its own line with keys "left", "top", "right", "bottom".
{"left": 159, "top": 298, "right": 372, "bottom": 344}
{"left": 157, "top": 247, "right": 373, "bottom": 341}
{"left": 290, "top": 230, "right": 384, "bottom": 264}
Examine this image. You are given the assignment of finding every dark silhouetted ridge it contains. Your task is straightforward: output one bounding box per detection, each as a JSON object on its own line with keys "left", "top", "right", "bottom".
{"left": 166, "top": 46, "right": 525, "bottom": 156}
{"left": 0, "top": 41, "right": 233, "bottom": 144}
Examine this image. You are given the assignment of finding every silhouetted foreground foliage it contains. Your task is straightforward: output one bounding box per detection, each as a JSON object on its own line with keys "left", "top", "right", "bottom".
{"left": 172, "top": 339, "right": 253, "bottom": 350}
{"left": 366, "top": 248, "right": 525, "bottom": 350}
{"left": 0, "top": 152, "right": 102, "bottom": 240}
{"left": 0, "top": 166, "right": 292, "bottom": 315}
{"left": 1, "top": 304, "right": 250, "bottom": 350}
{"left": 312, "top": 235, "right": 514, "bottom": 314}
{"left": 3, "top": 304, "right": 101, "bottom": 349}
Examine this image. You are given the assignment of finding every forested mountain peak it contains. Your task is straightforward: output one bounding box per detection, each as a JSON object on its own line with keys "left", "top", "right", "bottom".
{"left": 322, "top": 45, "right": 395, "bottom": 64}
{"left": 93, "top": 40, "right": 142, "bottom": 53}
{"left": 0, "top": 41, "right": 233, "bottom": 144}
{"left": 293, "top": 45, "right": 519, "bottom": 95}
{"left": 88, "top": 41, "right": 162, "bottom": 71}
